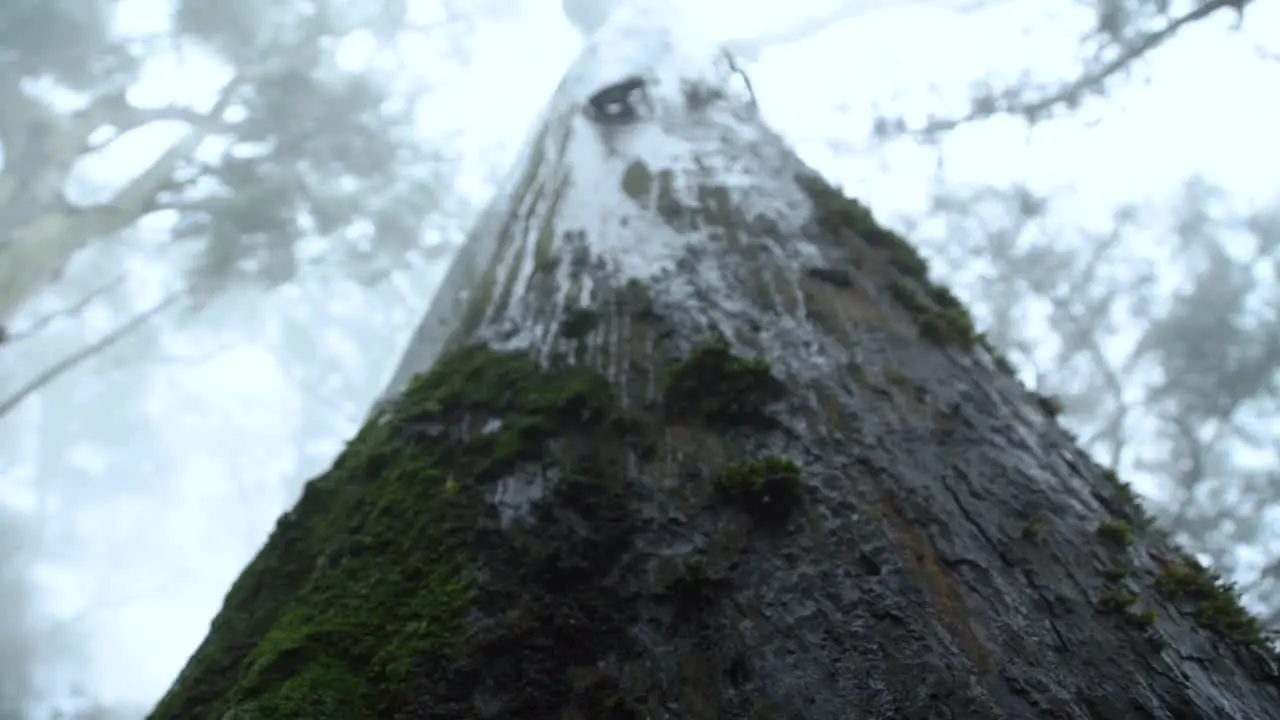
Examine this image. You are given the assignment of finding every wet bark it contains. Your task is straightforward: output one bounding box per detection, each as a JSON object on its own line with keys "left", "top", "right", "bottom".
{"left": 149, "top": 5, "right": 1280, "bottom": 719}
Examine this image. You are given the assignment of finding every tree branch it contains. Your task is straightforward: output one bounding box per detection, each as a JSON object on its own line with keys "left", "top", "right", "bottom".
{"left": 0, "top": 78, "right": 81, "bottom": 228}
{"left": 0, "top": 70, "right": 53, "bottom": 167}
{"left": 904, "top": 0, "right": 1250, "bottom": 138}
{"left": 0, "top": 75, "right": 244, "bottom": 329}
{"left": 0, "top": 274, "right": 126, "bottom": 345}
{"left": 0, "top": 292, "right": 183, "bottom": 420}
{"left": 77, "top": 98, "right": 237, "bottom": 153}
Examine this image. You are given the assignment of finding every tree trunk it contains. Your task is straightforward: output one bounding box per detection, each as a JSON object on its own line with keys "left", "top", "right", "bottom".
{"left": 148, "top": 5, "right": 1280, "bottom": 719}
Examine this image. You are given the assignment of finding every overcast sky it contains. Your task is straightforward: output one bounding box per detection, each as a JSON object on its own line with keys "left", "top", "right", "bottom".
{"left": 9, "top": 0, "right": 1279, "bottom": 713}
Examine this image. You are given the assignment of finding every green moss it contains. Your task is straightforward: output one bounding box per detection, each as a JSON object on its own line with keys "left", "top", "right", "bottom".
{"left": 1101, "top": 468, "right": 1126, "bottom": 496}
{"left": 149, "top": 346, "right": 630, "bottom": 719}
{"left": 1020, "top": 516, "right": 1045, "bottom": 542}
{"left": 805, "top": 265, "right": 855, "bottom": 287}
{"left": 663, "top": 343, "right": 786, "bottom": 425}
{"left": 1097, "top": 588, "right": 1158, "bottom": 633}
{"left": 652, "top": 555, "right": 728, "bottom": 611}
{"left": 712, "top": 457, "right": 803, "bottom": 525}
{"left": 798, "top": 172, "right": 980, "bottom": 352}
{"left": 238, "top": 658, "right": 366, "bottom": 718}
{"left": 917, "top": 308, "right": 977, "bottom": 349}
{"left": 565, "top": 667, "right": 643, "bottom": 720}
{"left": 1032, "top": 392, "right": 1064, "bottom": 418}
{"left": 1126, "top": 609, "right": 1158, "bottom": 629}
{"left": 1192, "top": 594, "right": 1264, "bottom": 644}
{"left": 881, "top": 364, "right": 928, "bottom": 403}
{"left": 888, "top": 277, "right": 926, "bottom": 314}
{"left": 1154, "top": 560, "right": 1221, "bottom": 600}
{"left": 977, "top": 333, "right": 1017, "bottom": 375}
{"left": 1098, "top": 467, "right": 1152, "bottom": 527}
{"left": 237, "top": 557, "right": 475, "bottom": 703}
{"left": 882, "top": 364, "right": 913, "bottom": 390}
{"left": 403, "top": 345, "right": 615, "bottom": 425}
{"left": 751, "top": 706, "right": 783, "bottom": 720}
{"left": 1098, "top": 587, "right": 1139, "bottom": 613}
{"left": 1154, "top": 559, "right": 1267, "bottom": 647}
{"left": 1101, "top": 564, "right": 1130, "bottom": 581}
{"left": 1095, "top": 520, "right": 1132, "bottom": 549}
{"left": 560, "top": 307, "right": 600, "bottom": 340}
{"left": 925, "top": 283, "right": 966, "bottom": 313}
{"left": 888, "top": 278, "right": 978, "bottom": 350}
{"left": 797, "top": 172, "right": 930, "bottom": 280}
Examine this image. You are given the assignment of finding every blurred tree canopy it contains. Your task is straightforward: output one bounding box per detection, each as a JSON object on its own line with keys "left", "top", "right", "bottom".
{"left": 0, "top": 1, "right": 480, "bottom": 716}
{"left": 0, "top": 0, "right": 461, "bottom": 335}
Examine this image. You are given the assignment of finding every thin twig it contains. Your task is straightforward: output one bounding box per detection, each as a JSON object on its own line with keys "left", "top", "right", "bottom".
{"left": 908, "top": 0, "right": 1246, "bottom": 137}
{"left": 1, "top": 275, "right": 127, "bottom": 345}
{"left": 0, "top": 292, "right": 184, "bottom": 419}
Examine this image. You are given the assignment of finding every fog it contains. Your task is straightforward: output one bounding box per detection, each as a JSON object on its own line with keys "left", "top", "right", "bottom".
{"left": 1, "top": 0, "right": 1276, "bottom": 716}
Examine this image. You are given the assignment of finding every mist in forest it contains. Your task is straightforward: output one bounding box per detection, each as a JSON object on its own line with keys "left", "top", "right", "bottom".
{"left": 0, "top": 0, "right": 1276, "bottom": 716}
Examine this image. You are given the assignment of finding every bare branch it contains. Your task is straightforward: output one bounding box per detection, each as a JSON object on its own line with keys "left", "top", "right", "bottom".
{"left": 78, "top": 99, "right": 238, "bottom": 153}
{"left": 0, "top": 292, "right": 183, "bottom": 420}
{"left": 0, "top": 75, "right": 244, "bottom": 330}
{"left": 77, "top": 74, "right": 244, "bottom": 213}
{"left": 903, "top": 0, "right": 1249, "bottom": 138}
{"left": 0, "top": 71, "right": 54, "bottom": 164}
{"left": 0, "top": 274, "right": 126, "bottom": 345}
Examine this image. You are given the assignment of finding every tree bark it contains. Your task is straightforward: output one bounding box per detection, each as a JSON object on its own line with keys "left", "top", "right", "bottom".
{"left": 148, "top": 5, "right": 1280, "bottom": 719}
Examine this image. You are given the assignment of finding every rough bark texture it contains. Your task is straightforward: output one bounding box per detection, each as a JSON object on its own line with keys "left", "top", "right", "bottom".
{"left": 149, "top": 5, "right": 1280, "bottom": 719}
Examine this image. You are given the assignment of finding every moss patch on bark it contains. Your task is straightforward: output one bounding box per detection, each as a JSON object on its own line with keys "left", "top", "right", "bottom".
{"left": 150, "top": 339, "right": 802, "bottom": 719}
{"left": 663, "top": 343, "right": 786, "bottom": 426}
{"left": 148, "top": 347, "right": 634, "bottom": 719}
{"left": 797, "top": 172, "right": 987, "bottom": 352}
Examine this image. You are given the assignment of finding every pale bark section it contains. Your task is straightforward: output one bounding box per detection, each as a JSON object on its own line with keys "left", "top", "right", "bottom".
{"left": 378, "top": 0, "right": 819, "bottom": 404}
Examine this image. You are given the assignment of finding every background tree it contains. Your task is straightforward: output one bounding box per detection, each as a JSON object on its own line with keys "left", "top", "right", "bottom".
{"left": 0, "top": 505, "right": 39, "bottom": 720}
{"left": 0, "top": 0, "right": 456, "bottom": 338}
{"left": 0, "top": 0, "right": 482, "bottom": 715}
